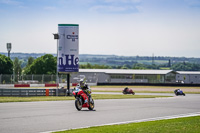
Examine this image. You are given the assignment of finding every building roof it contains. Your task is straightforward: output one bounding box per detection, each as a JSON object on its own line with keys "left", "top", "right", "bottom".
{"left": 79, "top": 69, "right": 177, "bottom": 75}
{"left": 177, "top": 71, "right": 200, "bottom": 75}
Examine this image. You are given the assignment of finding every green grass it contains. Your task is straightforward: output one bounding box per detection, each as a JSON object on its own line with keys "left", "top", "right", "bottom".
{"left": 159, "top": 67, "right": 171, "bottom": 70}
{"left": 0, "top": 94, "right": 171, "bottom": 103}
{"left": 92, "top": 94, "right": 171, "bottom": 100}
{"left": 55, "top": 116, "right": 200, "bottom": 133}
{"left": 91, "top": 86, "right": 200, "bottom": 89}
{"left": 92, "top": 90, "right": 173, "bottom": 93}
{"left": 0, "top": 96, "right": 74, "bottom": 103}
{"left": 134, "top": 91, "right": 200, "bottom": 94}
{"left": 92, "top": 90, "right": 200, "bottom": 94}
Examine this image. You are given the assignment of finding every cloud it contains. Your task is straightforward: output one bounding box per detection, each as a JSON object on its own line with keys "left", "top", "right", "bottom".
{"left": 184, "top": 0, "right": 200, "bottom": 8}
{"left": 89, "top": 5, "right": 140, "bottom": 13}
{"left": 55, "top": 0, "right": 141, "bottom": 14}
{"left": 104, "top": 0, "right": 141, "bottom": 3}
{"left": 44, "top": 6, "right": 56, "bottom": 10}
{"left": 0, "top": 0, "right": 22, "bottom": 5}
{"left": 0, "top": 0, "right": 27, "bottom": 9}
{"left": 89, "top": 0, "right": 141, "bottom": 13}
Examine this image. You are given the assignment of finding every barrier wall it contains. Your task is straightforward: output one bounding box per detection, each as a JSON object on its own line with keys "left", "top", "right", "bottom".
{"left": 14, "top": 84, "right": 30, "bottom": 87}
{"left": 0, "top": 89, "right": 73, "bottom": 96}
{"left": 45, "top": 84, "right": 59, "bottom": 87}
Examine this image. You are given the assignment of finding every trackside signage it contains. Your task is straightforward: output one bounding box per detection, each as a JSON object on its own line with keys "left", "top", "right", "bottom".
{"left": 58, "top": 24, "right": 79, "bottom": 73}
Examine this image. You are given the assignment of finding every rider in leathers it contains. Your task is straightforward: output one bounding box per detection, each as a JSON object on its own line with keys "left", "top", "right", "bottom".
{"left": 79, "top": 78, "right": 91, "bottom": 103}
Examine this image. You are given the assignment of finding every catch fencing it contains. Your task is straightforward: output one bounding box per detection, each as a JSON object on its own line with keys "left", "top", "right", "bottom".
{"left": 0, "top": 74, "right": 98, "bottom": 85}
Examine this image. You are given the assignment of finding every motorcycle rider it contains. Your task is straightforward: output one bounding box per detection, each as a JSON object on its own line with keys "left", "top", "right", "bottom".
{"left": 124, "top": 86, "right": 129, "bottom": 92}
{"left": 177, "top": 89, "right": 183, "bottom": 94}
{"left": 79, "top": 78, "right": 91, "bottom": 103}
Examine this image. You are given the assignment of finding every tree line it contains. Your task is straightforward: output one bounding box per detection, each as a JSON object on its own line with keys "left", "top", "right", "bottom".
{"left": 1, "top": 54, "right": 200, "bottom": 75}
{"left": 0, "top": 54, "right": 56, "bottom": 75}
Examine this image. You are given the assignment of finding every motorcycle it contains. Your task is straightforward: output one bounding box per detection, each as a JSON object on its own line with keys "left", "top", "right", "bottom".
{"left": 122, "top": 87, "right": 135, "bottom": 95}
{"left": 174, "top": 89, "right": 185, "bottom": 96}
{"left": 72, "top": 86, "right": 94, "bottom": 111}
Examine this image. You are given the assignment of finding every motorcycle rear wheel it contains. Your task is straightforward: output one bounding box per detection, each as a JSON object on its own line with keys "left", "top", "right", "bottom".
{"left": 88, "top": 99, "right": 94, "bottom": 110}
{"left": 75, "top": 98, "right": 82, "bottom": 111}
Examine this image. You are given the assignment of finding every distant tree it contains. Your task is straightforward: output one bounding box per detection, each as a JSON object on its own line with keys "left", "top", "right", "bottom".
{"left": 79, "top": 64, "right": 87, "bottom": 69}
{"left": 24, "top": 54, "right": 56, "bottom": 74}
{"left": 80, "top": 63, "right": 111, "bottom": 69}
{"left": 172, "top": 62, "right": 200, "bottom": 71}
{"left": 132, "top": 63, "right": 147, "bottom": 69}
{"left": 0, "top": 54, "right": 13, "bottom": 74}
{"left": 27, "top": 57, "right": 34, "bottom": 66}
{"left": 21, "top": 59, "right": 27, "bottom": 68}
{"left": 147, "top": 64, "right": 160, "bottom": 69}
{"left": 23, "top": 57, "right": 35, "bottom": 74}
{"left": 93, "top": 64, "right": 111, "bottom": 69}
{"left": 121, "top": 64, "right": 129, "bottom": 69}
{"left": 13, "top": 57, "right": 22, "bottom": 75}
{"left": 86, "top": 63, "right": 92, "bottom": 69}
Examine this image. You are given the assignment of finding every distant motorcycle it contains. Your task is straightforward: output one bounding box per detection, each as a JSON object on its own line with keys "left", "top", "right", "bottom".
{"left": 122, "top": 87, "right": 135, "bottom": 95}
{"left": 72, "top": 86, "right": 94, "bottom": 111}
{"left": 174, "top": 89, "right": 185, "bottom": 96}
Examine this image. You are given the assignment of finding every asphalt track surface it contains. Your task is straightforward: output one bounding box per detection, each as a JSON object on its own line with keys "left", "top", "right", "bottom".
{"left": 0, "top": 94, "right": 200, "bottom": 133}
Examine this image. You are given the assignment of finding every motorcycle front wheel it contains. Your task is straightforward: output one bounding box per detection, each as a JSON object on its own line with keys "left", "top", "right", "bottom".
{"left": 88, "top": 99, "right": 94, "bottom": 110}
{"left": 75, "top": 98, "right": 82, "bottom": 111}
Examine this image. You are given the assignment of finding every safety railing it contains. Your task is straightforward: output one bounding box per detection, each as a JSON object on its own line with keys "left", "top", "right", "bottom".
{"left": 0, "top": 89, "right": 74, "bottom": 96}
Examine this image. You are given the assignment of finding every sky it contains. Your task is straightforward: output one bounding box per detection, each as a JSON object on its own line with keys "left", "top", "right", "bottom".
{"left": 0, "top": 0, "right": 200, "bottom": 57}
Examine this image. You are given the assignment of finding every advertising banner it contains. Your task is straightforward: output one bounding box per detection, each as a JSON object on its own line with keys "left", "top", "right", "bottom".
{"left": 58, "top": 24, "right": 79, "bottom": 73}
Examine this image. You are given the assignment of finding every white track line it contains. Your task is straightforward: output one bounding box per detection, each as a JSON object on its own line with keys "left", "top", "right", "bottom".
{"left": 41, "top": 112, "right": 200, "bottom": 133}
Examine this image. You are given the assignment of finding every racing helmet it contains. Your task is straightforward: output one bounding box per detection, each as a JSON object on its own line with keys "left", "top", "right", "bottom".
{"left": 80, "top": 78, "right": 86, "bottom": 88}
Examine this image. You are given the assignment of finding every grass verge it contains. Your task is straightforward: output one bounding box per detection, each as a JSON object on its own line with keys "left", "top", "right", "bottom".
{"left": 92, "top": 94, "right": 171, "bottom": 100}
{"left": 0, "top": 96, "right": 74, "bottom": 103}
{"left": 0, "top": 94, "right": 171, "bottom": 103}
{"left": 55, "top": 116, "right": 200, "bottom": 133}
{"left": 91, "top": 85, "right": 200, "bottom": 89}
{"left": 92, "top": 90, "right": 200, "bottom": 94}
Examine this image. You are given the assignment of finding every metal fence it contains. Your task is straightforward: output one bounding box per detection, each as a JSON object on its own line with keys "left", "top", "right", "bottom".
{"left": 0, "top": 89, "right": 74, "bottom": 96}
{"left": 0, "top": 74, "right": 98, "bottom": 84}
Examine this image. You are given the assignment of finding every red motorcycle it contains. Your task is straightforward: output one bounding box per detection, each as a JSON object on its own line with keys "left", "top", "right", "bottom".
{"left": 122, "top": 87, "right": 135, "bottom": 95}
{"left": 72, "top": 86, "right": 94, "bottom": 111}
